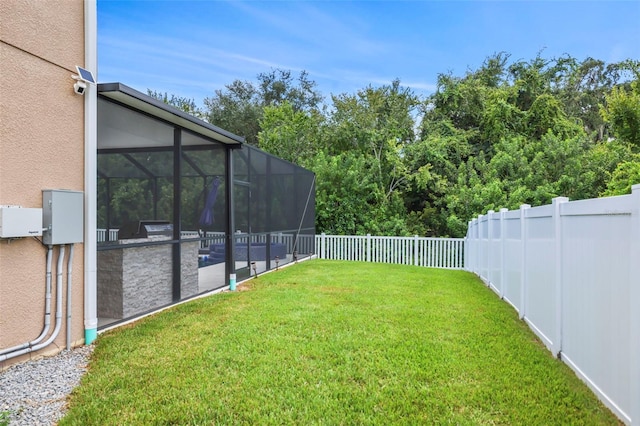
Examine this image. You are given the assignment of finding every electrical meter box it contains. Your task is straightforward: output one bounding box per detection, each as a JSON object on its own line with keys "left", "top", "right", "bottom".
{"left": 0, "top": 206, "right": 43, "bottom": 238}
{"left": 42, "top": 190, "right": 84, "bottom": 245}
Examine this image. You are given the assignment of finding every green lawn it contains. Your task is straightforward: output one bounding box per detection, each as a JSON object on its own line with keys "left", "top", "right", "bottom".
{"left": 61, "top": 260, "right": 618, "bottom": 425}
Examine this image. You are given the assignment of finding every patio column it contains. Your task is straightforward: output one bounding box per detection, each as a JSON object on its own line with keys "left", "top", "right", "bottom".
{"left": 172, "top": 128, "right": 182, "bottom": 302}
{"left": 226, "top": 147, "right": 236, "bottom": 290}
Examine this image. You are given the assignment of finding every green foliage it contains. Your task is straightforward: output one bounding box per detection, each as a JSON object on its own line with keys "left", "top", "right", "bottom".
{"left": 203, "top": 69, "right": 322, "bottom": 146}
{"left": 145, "top": 54, "right": 638, "bottom": 237}
{"left": 203, "top": 79, "right": 263, "bottom": 145}
{"left": 258, "top": 101, "right": 322, "bottom": 166}
{"left": 309, "top": 151, "right": 383, "bottom": 235}
{"left": 416, "top": 55, "right": 637, "bottom": 236}
{"left": 480, "top": 88, "right": 524, "bottom": 143}
{"left": 258, "top": 69, "right": 323, "bottom": 112}
{"left": 0, "top": 411, "right": 10, "bottom": 426}
{"left": 525, "top": 94, "right": 581, "bottom": 139}
{"left": 600, "top": 75, "right": 640, "bottom": 149}
{"left": 147, "top": 90, "right": 202, "bottom": 118}
{"left": 602, "top": 159, "right": 640, "bottom": 196}
{"left": 565, "top": 140, "right": 634, "bottom": 200}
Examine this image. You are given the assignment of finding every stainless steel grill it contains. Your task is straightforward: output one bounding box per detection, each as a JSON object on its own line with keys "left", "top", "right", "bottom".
{"left": 118, "top": 220, "right": 173, "bottom": 240}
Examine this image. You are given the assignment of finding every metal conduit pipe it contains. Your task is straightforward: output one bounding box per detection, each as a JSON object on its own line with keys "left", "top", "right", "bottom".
{"left": 66, "top": 244, "right": 74, "bottom": 350}
{"left": 0, "top": 245, "right": 54, "bottom": 356}
{"left": 0, "top": 246, "right": 66, "bottom": 362}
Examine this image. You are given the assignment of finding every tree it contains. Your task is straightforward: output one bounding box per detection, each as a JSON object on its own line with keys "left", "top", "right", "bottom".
{"left": 327, "top": 79, "right": 419, "bottom": 197}
{"left": 600, "top": 74, "right": 640, "bottom": 149}
{"left": 309, "top": 80, "right": 420, "bottom": 235}
{"left": 602, "top": 159, "right": 640, "bottom": 195}
{"left": 203, "top": 80, "right": 263, "bottom": 145}
{"left": 403, "top": 125, "right": 473, "bottom": 236}
{"left": 257, "top": 69, "right": 323, "bottom": 112}
{"left": 203, "top": 69, "right": 322, "bottom": 146}
{"left": 147, "top": 90, "right": 203, "bottom": 118}
{"left": 310, "top": 151, "right": 382, "bottom": 235}
{"left": 422, "top": 72, "right": 486, "bottom": 154}
{"left": 564, "top": 140, "right": 634, "bottom": 200}
{"left": 557, "top": 57, "right": 614, "bottom": 141}
{"left": 258, "top": 101, "right": 323, "bottom": 166}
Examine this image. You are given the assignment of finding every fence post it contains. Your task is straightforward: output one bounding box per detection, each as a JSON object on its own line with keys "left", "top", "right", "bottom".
{"left": 320, "top": 233, "right": 326, "bottom": 259}
{"left": 499, "top": 208, "right": 508, "bottom": 299}
{"left": 486, "top": 210, "right": 494, "bottom": 287}
{"left": 414, "top": 235, "right": 419, "bottom": 266}
{"left": 464, "top": 232, "right": 469, "bottom": 271}
{"left": 519, "top": 204, "right": 530, "bottom": 320}
{"left": 472, "top": 220, "right": 477, "bottom": 272}
{"left": 465, "top": 224, "right": 470, "bottom": 271}
{"left": 366, "top": 234, "right": 371, "bottom": 263}
{"left": 469, "top": 217, "right": 480, "bottom": 275}
{"left": 477, "top": 215, "right": 483, "bottom": 278}
{"left": 630, "top": 184, "right": 640, "bottom": 426}
{"left": 552, "top": 196, "right": 568, "bottom": 358}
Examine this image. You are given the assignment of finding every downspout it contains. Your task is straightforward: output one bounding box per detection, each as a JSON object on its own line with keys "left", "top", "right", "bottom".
{"left": 84, "top": 0, "right": 98, "bottom": 345}
{"left": 0, "top": 246, "right": 66, "bottom": 362}
{"left": 66, "top": 244, "right": 74, "bottom": 350}
{"left": 0, "top": 245, "right": 54, "bottom": 356}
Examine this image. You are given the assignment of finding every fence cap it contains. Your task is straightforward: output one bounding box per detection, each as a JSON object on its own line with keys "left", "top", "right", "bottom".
{"left": 552, "top": 196, "right": 569, "bottom": 204}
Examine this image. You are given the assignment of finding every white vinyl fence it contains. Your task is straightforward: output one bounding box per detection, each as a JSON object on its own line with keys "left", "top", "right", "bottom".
{"left": 316, "top": 233, "right": 465, "bottom": 269}
{"left": 466, "top": 185, "right": 640, "bottom": 425}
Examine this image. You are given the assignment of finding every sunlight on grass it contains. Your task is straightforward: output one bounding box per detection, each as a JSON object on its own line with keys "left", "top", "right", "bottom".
{"left": 60, "top": 260, "right": 618, "bottom": 425}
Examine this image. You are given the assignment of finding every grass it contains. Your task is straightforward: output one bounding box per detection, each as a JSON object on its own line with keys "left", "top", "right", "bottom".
{"left": 60, "top": 260, "right": 618, "bottom": 425}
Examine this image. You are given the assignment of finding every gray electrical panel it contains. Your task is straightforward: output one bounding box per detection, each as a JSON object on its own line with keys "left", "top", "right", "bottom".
{"left": 42, "top": 190, "right": 84, "bottom": 245}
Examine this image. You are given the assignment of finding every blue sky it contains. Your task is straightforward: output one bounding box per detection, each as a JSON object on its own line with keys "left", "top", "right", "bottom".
{"left": 98, "top": 0, "right": 640, "bottom": 105}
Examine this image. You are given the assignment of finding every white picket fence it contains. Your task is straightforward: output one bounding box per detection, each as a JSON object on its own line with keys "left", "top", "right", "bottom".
{"left": 97, "top": 229, "right": 119, "bottom": 242}
{"left": 466, "top": 185, "right": 640, "bottom": 425}
{"left": 97, "top": 229, "right": 224, "bottom": 245}
{"left": 315, "top": 233, "right": 465, "bottom": 269}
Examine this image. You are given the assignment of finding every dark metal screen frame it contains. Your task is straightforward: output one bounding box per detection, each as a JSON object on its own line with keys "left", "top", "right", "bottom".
{"left": 96, "top": 84, "right": 315, "bottom": 329}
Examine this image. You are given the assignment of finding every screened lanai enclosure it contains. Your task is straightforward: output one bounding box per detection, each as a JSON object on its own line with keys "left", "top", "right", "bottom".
{"left": 96, "top": 83, "right": 315, "bottom": 328}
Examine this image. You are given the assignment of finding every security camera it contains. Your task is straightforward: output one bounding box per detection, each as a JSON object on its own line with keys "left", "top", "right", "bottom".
{"left": 71, "top": 66, "right": 95, "bottom": 96}
{"left": 74, "top": 80, "right": 87, "bottom": 95}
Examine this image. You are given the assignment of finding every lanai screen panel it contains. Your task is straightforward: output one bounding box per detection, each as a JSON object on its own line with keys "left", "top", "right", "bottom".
{"left": 181, "top": 131, "right": 228, "bottom": 293}
{"left": 97, "top": 98, "right": 177, "bottom": 327}
{"left": 96, "top": 97, "right": 236, "bottom": 328}
{"left": 232, "top": 145, "right": 315, "bottom": 278}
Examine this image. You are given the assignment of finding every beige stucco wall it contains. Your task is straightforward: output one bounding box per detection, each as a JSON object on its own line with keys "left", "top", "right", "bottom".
{"left": 1, "top": 0, "right": 86, "bottom": 367}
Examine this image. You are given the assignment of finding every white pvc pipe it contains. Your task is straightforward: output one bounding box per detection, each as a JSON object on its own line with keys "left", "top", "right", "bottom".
{"left": 66, "top": 244, "right": 74, "bottom": 350}
{"left": 37, "top": 245, "right": 65, "bottom": 350}
{"left": 0, "top": 245, "right": 65, "bottom": 362}
{"left": 0, "top": 245, "right": 54, "bottom": 356}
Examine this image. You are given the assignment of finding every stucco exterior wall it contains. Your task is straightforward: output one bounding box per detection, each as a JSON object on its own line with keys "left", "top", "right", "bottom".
{"left": 1, "top": 0, "right": 86, "bottom": 367}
